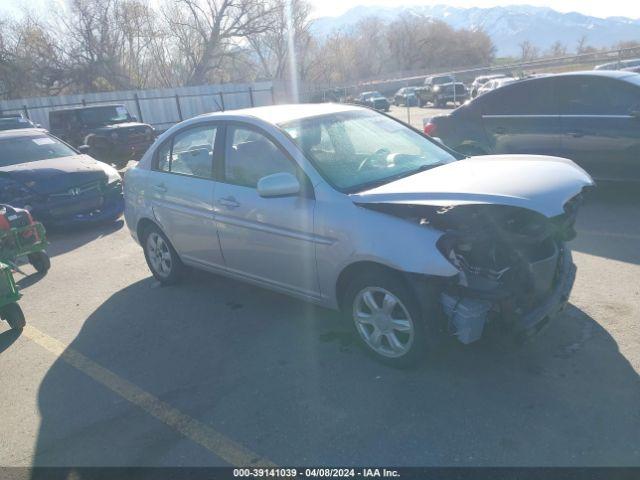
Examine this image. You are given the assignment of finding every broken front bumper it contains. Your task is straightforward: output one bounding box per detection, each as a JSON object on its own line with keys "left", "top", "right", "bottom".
{"left": 513, "top": 248, "right": 576, "bottom": 342}
{"left": 441, "top": 248, "right": 576, "bottom": 344}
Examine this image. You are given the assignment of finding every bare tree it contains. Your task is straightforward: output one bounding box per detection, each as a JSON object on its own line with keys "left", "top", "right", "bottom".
{"left": 246, "top": 0, "right": 312, "bottom": 81}
{"left": 547, "top": 41, "right": 567, "bottom": 58}
{"left": 164, "top": 0, "right": 276, "bottom": 85}
{"left": 519, "top": 40, "right": 539, "bottom": 61}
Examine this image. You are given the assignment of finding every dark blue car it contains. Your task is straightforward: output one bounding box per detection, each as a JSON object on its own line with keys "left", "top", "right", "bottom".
{"left": 0, "top": 128, "right": 124, "bottom": 227}
{"left": 424, "top": 71, "right": 640, "bottom": 182}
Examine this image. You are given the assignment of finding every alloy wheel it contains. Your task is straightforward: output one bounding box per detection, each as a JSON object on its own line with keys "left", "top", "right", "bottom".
{"left": 352, "top": 287, "right": 415, "bottom": 358}
{"left": 146, "top": 232, "right": 173, "bottom": 278}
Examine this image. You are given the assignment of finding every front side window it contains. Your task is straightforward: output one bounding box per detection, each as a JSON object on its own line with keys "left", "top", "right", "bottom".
{"left": 155, "top": 125, "right": 217, "bottom": 178}
{"left": 281, "top": 110, "right": 456, "bottom": 192}
{"left": 480, "top": 78, "right": 557, "bottom": 116}
{"left": 0, "top": 134, "right": 77, "bottom": 167}
{"left": 224, "top": 126, "right": 297, "bottom": 188}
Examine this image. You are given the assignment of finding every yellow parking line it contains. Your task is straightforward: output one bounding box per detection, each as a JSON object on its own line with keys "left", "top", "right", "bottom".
{"left": 22, "top": 325, "right": 275, "bottom": 467}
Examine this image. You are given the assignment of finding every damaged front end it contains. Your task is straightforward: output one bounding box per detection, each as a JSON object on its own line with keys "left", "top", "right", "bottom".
{"left": 362, "top": 195, "right": 585, "bottom": 344}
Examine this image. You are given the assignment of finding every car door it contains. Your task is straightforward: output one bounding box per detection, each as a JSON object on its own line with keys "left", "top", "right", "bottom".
{"left": 480, "top": 77, "right": 562, "bottom": 156}
{"left": 213, "top": 123, "right": 319, "bottom": 298}
{"left": 146, "top": 123, "right": 225, "bottom": 267}
{"left": 557, "top": 75, "right": 640, "bottom": 181}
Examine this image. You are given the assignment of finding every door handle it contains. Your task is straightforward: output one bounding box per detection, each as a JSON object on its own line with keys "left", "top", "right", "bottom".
{"left": 568, "top": 131, "right": 585, "bottom": 138}
{"left": 494, "top": 127, "right": 506, "bottom": 134}
{"left": 152, "top": 183, "right": 167, "bottom": 193}
{"left": 218, "top": 196, "right": 240, "bottom": 209}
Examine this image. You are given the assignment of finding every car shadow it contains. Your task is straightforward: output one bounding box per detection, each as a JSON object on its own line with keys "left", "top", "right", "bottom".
{"left": 44, "top": 219, "right": 124, "bottom": 259}
{"left": 30, "top": 270, "right": 640, "bottom": 467}
{"left": 0, "top": 328, "right": 21, "bottom": 355}
{"left": 571, "top": 183, "right": 640, "bottom": 265}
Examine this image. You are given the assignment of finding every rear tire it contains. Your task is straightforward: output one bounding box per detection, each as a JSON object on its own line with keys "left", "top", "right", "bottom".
{"left": 2, "top": 303, "right": 25, "bottom": 330}
{"left": 142, "top": 224, "right": 184, "bottom": 285}
{"left": 343, "top": 269, "right": 434, "bottom": 368}
{"left": 28, "top": 251, "right": 51, "bottom": 274}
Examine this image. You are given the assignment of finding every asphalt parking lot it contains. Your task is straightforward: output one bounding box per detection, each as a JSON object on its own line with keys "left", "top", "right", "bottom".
{"left": 388, "top": 103, "right": 452, "bottom": 129}
{"left": 1, "top": 163, "right": 640, "bottom": 467}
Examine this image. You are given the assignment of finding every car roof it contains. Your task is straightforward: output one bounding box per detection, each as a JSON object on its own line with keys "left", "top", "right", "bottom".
{"left": 543, "top": 70, "right": 639, "bottom": 80}
{"left": 476, "top": 74, "right": 506, "bottom": 80}
{"left": 0, "top": 128, "right": 48, "bottom": 139}
{"left": 51, "top": 104, "right": 125, "bottom": 113}
{"left": 192, "top": 103, "right": 363, "bottom": 125}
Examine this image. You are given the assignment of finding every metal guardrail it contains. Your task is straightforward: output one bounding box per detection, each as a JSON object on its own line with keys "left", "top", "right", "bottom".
{"left": 309, "top": 45, "right": 640, "bottom": 99}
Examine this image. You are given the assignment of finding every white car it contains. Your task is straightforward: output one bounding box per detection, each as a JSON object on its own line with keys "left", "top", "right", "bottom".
{"left": 124, "top": 103, "right": 593, "bottom": 367}
{"left": 477, "top": 77, "right": 518, "bottom": 96}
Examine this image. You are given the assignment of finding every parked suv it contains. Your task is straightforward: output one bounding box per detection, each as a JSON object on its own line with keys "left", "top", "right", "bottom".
{"left": 416, "top": 75, "right": 468, "bottom": 107}
{"left": 124, "top": 103, "right": 592, "bottom": 367}
{"left": 49, "top": 104, "right": 155, "bottom": 166}
{"left": 423, "top": 71, "right": 640, "bottom": 182}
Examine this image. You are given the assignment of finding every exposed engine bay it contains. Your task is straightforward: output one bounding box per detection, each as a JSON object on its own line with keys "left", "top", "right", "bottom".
{"left": 359, "top": 194, "right": 584, "bottom": 344}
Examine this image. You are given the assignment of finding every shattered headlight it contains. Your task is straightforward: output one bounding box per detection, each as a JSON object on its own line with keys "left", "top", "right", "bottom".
{"left": 0, "top": 177, "right": 37, "bottom": 205}
{"left": 103, "top": 165, "right": 122, "bottom": 184}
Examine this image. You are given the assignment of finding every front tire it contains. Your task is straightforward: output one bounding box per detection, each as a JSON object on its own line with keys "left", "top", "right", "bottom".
{"left": 344, "top": 270, "right": 431, "bottom": 368}
{"left": 142, "top": 225, "right": 183, "bottom": 285}
{"left": 2, "top": 303, "right": 25, "bottom": 330}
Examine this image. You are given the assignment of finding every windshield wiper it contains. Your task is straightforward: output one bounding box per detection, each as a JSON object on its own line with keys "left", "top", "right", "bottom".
{"left": 349, "top": 162, "right": 443, "bottom": 193}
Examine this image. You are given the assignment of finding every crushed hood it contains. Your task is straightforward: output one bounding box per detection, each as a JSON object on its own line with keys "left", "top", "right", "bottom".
{"left": 352, "top": 155, "right": 594, "bottom": 218}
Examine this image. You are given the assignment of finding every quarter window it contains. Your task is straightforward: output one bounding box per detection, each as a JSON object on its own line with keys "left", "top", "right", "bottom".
{"left": 224, "top": 126, "right": 297, "bottom": 188}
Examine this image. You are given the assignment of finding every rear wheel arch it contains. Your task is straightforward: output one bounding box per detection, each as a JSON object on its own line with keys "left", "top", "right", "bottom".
{"left": 137, "top": 217, "right": 161, "bottom": 243}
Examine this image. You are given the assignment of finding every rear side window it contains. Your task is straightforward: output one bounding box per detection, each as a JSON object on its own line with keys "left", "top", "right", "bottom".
{"left": 556, "top": 77, "right": 610, "bottom": 115}
{"left": 480, "top": 78, "right": 557, "bottom": 116}
{"left": 154, "top": 124, "right": 217, "bottom": 179}
{"left": 557, "top": 77, "right": 640, "bottom": 115}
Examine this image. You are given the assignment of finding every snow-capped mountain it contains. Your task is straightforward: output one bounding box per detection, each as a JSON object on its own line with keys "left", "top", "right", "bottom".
{"left": 311, "top": 4, "right": 640, "bottom": 57}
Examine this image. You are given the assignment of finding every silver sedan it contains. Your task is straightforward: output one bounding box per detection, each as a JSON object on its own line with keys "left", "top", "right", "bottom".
{"left": 124, "top": 103, "right": 593, "bottom": 367}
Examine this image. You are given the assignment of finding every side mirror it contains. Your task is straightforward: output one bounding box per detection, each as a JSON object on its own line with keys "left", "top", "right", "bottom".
{"left": 130, "top": 115, "right": 138, "bottom": 122}
{"left": 257, "top": 172, "right": 300, "bottom": 198}
{"left": 78, "top": 145, "right": 91, "bottom": 154}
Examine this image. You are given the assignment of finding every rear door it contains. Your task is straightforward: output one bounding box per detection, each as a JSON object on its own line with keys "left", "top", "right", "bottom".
{"left": 480, "top": 77, "right": 562, "bottom": 156}
{"left": 557, "top": 75, "right": 640, "bottom": 181}
{"left": 146, "top": 123, "right": 225, "bottom": 267}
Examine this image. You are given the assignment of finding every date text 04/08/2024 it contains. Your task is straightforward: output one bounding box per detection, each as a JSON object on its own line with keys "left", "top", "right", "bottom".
{"left": 232, "top": 468, "right": 400, "bottom": 478}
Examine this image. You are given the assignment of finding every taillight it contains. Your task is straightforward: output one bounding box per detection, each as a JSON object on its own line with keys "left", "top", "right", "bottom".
{"left": 423, "top": 122, "right": 437, "bottom": 136}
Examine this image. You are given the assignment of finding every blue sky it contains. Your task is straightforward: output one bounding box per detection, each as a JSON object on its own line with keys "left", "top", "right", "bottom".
{"left": 1, "top": 0, "right": 639, "bottom": 20}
